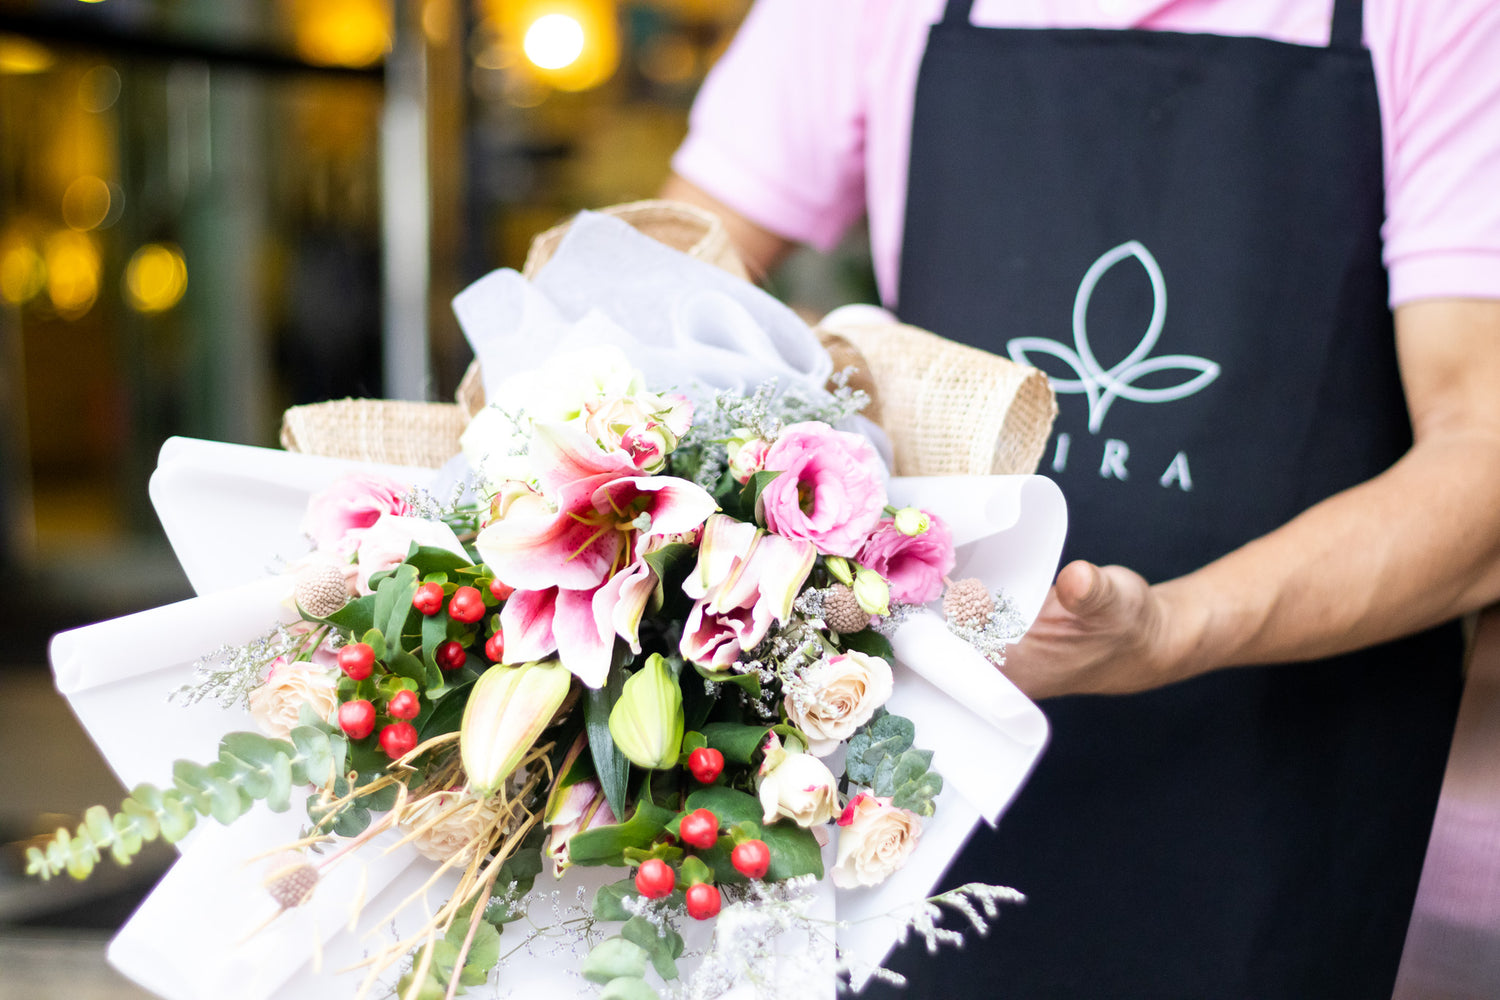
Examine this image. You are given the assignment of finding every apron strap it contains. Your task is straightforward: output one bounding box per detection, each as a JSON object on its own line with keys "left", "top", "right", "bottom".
{"left": 941, "top": 0, "right": 976, "bottom": 27}
{"left": 1330, "top": 0, "right": 1365, "bottom": 50}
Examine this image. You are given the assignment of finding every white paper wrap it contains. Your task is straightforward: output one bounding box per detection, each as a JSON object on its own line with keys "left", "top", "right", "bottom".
{"left": 52, "top": 214, "right": 1066, "bottom": 999}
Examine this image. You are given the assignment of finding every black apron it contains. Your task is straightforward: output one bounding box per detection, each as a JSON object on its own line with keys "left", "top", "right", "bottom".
{"left": 884, "top": 1, "right": 1465, "bottom": 996}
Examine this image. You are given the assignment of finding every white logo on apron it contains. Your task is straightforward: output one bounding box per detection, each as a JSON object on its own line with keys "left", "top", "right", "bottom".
{"left": 1007, "top": 240, "right": 1220, "bottom": 434}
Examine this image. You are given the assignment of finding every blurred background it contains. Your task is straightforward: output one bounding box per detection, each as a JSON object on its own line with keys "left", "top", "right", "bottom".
{"left": 0, "top": 0, "right": 871, "bottom": 994}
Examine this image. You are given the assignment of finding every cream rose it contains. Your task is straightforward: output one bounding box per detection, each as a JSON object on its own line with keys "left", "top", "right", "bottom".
{"left": 757, "top": 750, "right": 840, "bottom": 828}
{"left": 785, "top": 651, "right": 894, "bottom": 756}
{"left": 399, "top": 789, "right": 507, "bottom": 866}
{"left": 247, "top": 658, "right": 339, "bottom": 740}
{"left": 831, "top": 793, "right": 923, "bottom": 889}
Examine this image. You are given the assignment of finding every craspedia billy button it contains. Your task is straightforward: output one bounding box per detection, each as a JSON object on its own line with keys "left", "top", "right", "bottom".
{"left": 678, "top": 808, "right": 719, "bottom": 850}
{"left": 731, "top": 839, "right": 771, "bottom": 879}
{"left": 447, "top": 585, "right": 485, "bottom": 623}
{"left": 337, "top": 700, "right": 376, "bottom": 740}
{"left": 685, "top": 882, "right": 721, "bottom": 920}
{"left": 336, "top": 642, "right": 376, "bottom": 680}
{"left": 687, "top": 747, "right": 724, "bottom": 784}
{"left": 386, "top": 689, "right": 420, "bottom": 720}
{"left": 634, "top": 858, "right": 675, "bottom": 899}
{"left": 413, "top": 582, "right": 444, "bottom": 616}
{"left": 379, "top": 722, "right": 418, "bottom": 758}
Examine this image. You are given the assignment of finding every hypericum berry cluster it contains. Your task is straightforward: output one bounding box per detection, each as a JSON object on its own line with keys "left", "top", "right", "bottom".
{"left": 330, "top": 575, "right": 514, "bottom": 756}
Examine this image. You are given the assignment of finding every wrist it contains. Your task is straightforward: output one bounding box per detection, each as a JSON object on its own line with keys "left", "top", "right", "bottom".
{"left": 1150, "top": 577, "right": 1217, "bottom": 686}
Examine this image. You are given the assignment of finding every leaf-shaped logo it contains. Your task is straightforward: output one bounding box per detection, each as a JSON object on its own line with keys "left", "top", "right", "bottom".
{"left": 1008, "top": 240, "right": 1221, "bottom": 433}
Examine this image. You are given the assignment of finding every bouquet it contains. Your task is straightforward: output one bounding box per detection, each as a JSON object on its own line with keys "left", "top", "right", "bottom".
{"left": 30, "top": 204, "right": 1065, "bottom": 999}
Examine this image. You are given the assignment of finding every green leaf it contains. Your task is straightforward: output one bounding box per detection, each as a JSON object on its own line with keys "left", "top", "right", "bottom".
{"left": 323, "top": 594, "right": 375, "bottom": 636}
{"left": 582, "top": 937, "right": 649, "bottom": 984}
{"left": 290, "top": 726, "right": 339, "bottom": 787}
{"left": 622, "top": 843, "right": 684, "bottom": 866}
{"left": 680, "top": 787, "right": 823, "bottom": 882}
{"left": 892, "top": 748, "right": 934, "bottom": 786}
{"left": 585, "top": 648, "right": 632, "bottom": 820}
{"left": 872, "top": 754, "right": 897, "bottom": 797}
{"left": 839, "top": 628, "right": 895, "bottom": 661}
{"left": 359, "top": 628, "right": 387, "bottom": 660}
{"left": 678, "top": 855, "right": 713, "bottom": 886}
{"left": 264, "top": 752, "right": 294, "bottom": 812}
{"left": 845, "top": 711, "right": 915, "bottom": 785}
{"left": 406, "top": 543, "right": 475, "bottom": 578}
{"left": 376, "top": 563, "right": 420, "bottom": 654}
{"left": 592, "top": 878, "right": 638, "bottom": 922}
{"left": 691, "top": 662, "right": 761, "bottom": 698}
{"left": 599, "top": 978, "right": 660, "bottom": 1000}
{"left": 698, "top": 722, "right": 772, "bottom": 765}
{"left": 420, "top": 682, "right": 474, "bottom": 742}
{"left": 567, "top": 799, "right": 677, "bottom": 867}
{"left": 621, "top": 915, "right": 682, "bottom": 981}
{"left": 421, "top": 608, "right": 451, "bottom": 675}
{"left": 892, "top": 771, "right": 943, "bottom": 817}
{"left": 740, "top": 469, "right": 782, "bottom": 524}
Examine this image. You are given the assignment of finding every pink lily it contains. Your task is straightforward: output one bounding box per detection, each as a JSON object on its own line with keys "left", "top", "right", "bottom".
{"left": 680, "top": 514, "right": 816, "bottom": 670}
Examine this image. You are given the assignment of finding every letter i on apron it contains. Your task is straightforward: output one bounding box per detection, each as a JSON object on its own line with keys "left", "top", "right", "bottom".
{"left": 887, "top": 1, "right": 1463, "bottom": 996}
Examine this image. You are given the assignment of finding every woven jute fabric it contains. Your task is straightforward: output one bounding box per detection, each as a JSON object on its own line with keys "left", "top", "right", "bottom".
{"left": 280, "top": 398, "right": 468, "bottom": 470}
{"left": 280, "top": 200, "right": 1057, "bottom": 477}
{"left": 819, "top": 321, "right": 1057, "bottom": 477}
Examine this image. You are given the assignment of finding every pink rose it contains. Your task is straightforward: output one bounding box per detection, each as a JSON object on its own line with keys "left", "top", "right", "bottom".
{"left": 302, "top": 474, "right": 412, "bottom": 554}
{"left": 759, "top": 422, "right": 886, "bottom": 557}
{"left": 856, "top": 513, "right": 956, "bottom": 605}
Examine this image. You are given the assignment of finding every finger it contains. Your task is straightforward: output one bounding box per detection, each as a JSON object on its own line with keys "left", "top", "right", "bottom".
{"left": 1055, "top": 560, "right": 1109, "bottom": 617}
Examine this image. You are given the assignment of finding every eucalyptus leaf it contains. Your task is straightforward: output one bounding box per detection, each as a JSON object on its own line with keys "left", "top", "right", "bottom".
{"left": 582, "top": 937, "right": 649, "bottom": 984}
{"left": 622, "top": 916, "right": 682, "bottom": 981}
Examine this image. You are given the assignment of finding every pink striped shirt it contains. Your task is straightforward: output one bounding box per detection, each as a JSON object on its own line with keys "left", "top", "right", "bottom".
{"left": 672, "top": 0, "right": 1500, "bottom": 308}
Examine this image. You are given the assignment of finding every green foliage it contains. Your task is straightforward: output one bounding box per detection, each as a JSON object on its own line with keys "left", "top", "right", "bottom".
{"left": 621, "top": 915, "right": 683, "bottom": 981}
{"left": 691, "top": 662, "right": 761, "bottom": 699}
{"left": 697, "top": 721, "right": 773, "bottom": 764}
{"left": 26, "top": 726, "right": 346, "bottom": 881}
{"left": 845, "top": 710, "right": 943, "bottom": 817}
{"left": 674, "top": 786, "right": 824, "bottom": 882}
{"left": 585, "top": 648, "right": 632, "bottom": 819}
{"left": 838, "top": 627, "right": 896, "bottom": 662}
{"left": 566, "top": 799, "right": 678, "bottom": 868}
{"left": 396, "top": 901, "right": 503, "bottom": 999}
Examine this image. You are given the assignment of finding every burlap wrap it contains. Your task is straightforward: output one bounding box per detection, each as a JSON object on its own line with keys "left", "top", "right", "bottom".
{"left": 280, "top": 200, "right": 1057, "bottom": 477}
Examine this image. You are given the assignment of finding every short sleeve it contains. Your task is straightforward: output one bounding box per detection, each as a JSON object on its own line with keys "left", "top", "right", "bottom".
{"left": 1376, "top": 0, "right": 1500, "bottom": 305}
{"left": 671, "top": 0, "right": 870, "bottom": 251}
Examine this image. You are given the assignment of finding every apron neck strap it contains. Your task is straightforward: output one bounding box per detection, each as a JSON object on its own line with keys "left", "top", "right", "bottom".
{"left": 1330, "top": 0, "right": 1365, "bottom": 50}
{"left": 940, "top": 0, "right": 976, "bottom": 27}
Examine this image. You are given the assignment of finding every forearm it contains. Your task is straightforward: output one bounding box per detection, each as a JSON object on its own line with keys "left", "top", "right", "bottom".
{"left": 1157, "top": 426, "right": 1500, "bottom": 681}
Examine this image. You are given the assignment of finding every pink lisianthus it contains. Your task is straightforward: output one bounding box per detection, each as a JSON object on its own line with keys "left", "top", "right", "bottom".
{"left": 302, "top": 474, "right": 412, "bottom": 554}
{"left": 758, "top": 422, "right": 886, "bottom": 557}
{"left": 856, "top": 512, "right": 956, "bottom": 605}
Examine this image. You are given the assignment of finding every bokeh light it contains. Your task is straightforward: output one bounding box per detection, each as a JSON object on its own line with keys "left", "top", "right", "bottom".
{"left": 0, "top": 35, "right": 55, "bottom": 74}
{"left": 524, "top": 14, "right": 586, "bottom": 70}
{"left": 0, "top": 232, "right": 47, "bottom": 306}
{"left": 62, "top": 176, "right": 113, "bottom": 231}
{"left": 44, "top": 230, "right": 101, "bottom": 319}
{"left": 124, "top": 242, "right": 188, "bottom": 314}
{"left": 285, "top": 0, "right": 391, "bottom": 68}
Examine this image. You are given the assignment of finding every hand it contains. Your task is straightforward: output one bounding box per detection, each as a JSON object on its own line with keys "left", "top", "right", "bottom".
{"left": 1001, "top": 560, "right": 1188, "bottom": 700}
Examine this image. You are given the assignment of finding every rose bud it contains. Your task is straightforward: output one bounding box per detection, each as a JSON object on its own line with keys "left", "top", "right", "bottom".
{"left": 607, "top": 653, "right": 684, "bottom": 770}
{"left": 460, "top": 659, "right": 572, "bottom": 796}
{"left": 892, "top": 507, "right": 931, "bottom": 537}
{"left": 757, "top": 750, "right": 840, "bottom": 828}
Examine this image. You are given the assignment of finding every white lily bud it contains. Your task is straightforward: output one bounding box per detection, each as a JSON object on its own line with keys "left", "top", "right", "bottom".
{"left": 461, "top": 660, "right": 573, "bottom": 797}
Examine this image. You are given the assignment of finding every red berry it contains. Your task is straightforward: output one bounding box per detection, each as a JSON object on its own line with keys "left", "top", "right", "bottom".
{"left": 336, "top": 642, "right": 376, "bottom": 680}
{"left": 337, "top": 700, "right": 376, "bottom": 740}
{"left": 447, "top": 586, "right": 485, "bottom": 623}
{"left": 687, "top": 747, "right": 724, "bottom": 784}
{"left": 413, "top": 582, "right": 444, "bottom": 616}
{"left": 484, "top": 631, "right": 505, "bottom": 662}
{"left": 685, "top": 882, "right": 721, "bottom": 920}
{"left": 436, "top": 640, "right": 466, "bottom": 671}
{"left": 678, "top": 808, "right": 719, "bottom": 851}
{"left": 634, "top": 859, "right": 676, "bottom": 899}
{"left": 731, "top": 839, "right": 771, "bottom": 879}
{"left": 489, "top": 577, "right": 515, "bottom": 601}
{"left": 379, "top": 721, "right": 418, "bottom": 758}
{"left": 387, "top": 689, "right": 420, "bottom": 720}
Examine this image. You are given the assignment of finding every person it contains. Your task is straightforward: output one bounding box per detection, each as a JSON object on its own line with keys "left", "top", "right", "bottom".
{"left": 660, "top": 1, "right": 1500, "bottom": 996}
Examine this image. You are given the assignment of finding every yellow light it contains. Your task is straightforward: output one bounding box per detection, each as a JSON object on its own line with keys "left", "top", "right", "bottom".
{"left": 523, "top": 13, "right": 585, "bottom": 70}
{"left": 0, "top": 241, "right": 46, "bottom": 306}
{"left": 62, "top": 176, "right": 113, "bottom": 231}
{"left": 285, "top": 0, "right": 391, "bottom": 68}
{"left": 44, "top": 230, "right": 101, "bottom": 319}
{"left": 0, "top": 35, "right": 55, "bottom": 74}
{"left": 124, "top": 242, "right": 188, "bottom": 314}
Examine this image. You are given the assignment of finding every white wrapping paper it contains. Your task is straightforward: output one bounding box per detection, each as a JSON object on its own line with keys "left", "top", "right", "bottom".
{"left": 51, "top": 214, "right": 1066, "bottom": 998}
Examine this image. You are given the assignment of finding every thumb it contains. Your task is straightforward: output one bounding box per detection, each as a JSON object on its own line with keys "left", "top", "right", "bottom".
{"left": 1054, "top": 560, "right": 1111, "bottom": 617}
